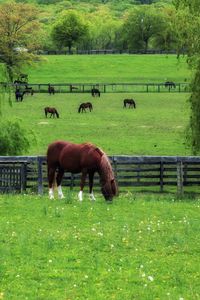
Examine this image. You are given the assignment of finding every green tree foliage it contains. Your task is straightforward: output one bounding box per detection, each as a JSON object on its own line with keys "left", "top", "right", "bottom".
{"left": 51, "top": 10, "right": 89, "bottom": 52}
{"left": 173, "top": 0, "right": 200, "bottom": 153}
{"left": 87, "top": 7, "right": 121, "bottom": 49}
{"left": 0, "top": 120, "right": 30, "bottom": 155}
{"left": 0, "top": 1, "right": 41, "bottom": 82}
{"left": 122, "top": 6, "right": 166, "bottom": 52}
{"left": 153, "top": 6, "right": 177, "bottom": 51}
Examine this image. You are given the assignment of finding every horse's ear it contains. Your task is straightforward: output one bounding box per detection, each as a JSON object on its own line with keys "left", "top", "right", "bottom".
{"left": 111, "top": 179, "right": 118, "bottom": 196}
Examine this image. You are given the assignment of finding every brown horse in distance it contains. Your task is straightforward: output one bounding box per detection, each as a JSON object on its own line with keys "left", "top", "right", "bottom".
{"left": 123, "top": 99, "right": 136, "bottom": 108}
{"left": 78, "top": 102, "right": 93, "bottom": 113}
{"left": 44, "top": 107, "right": 59, "bottom": 118}
{"left": 47, "top": 141, "right": 118, "bottom": 201}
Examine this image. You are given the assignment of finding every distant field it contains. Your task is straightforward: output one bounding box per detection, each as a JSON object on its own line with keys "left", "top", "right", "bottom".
{"left": 4, "top": 92, "right": 190, "bottom": 156}
{"left": 25, "top": 54, "right": 190, "bottom": 84}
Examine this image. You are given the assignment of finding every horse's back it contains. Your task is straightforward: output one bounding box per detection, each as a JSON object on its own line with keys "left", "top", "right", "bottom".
{"left": 47, "top": 141, "right": 68, "bottom": 165}
{"left": 47, "top": 141, "right": 102, "bottom": 173}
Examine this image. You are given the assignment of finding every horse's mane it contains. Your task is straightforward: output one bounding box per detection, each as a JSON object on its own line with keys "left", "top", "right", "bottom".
{"left": 99, "top": 153, "right": 114, "bottom": 180}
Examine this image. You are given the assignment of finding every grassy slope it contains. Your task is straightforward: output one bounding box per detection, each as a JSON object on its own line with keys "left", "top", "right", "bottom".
{"left": 4, "top": 92, "right": 189, "bottom": 156}
{"left": 26, "top": 54, "right": 190, "bottom": 84}
{"left": 0, "top": 194, "right": 199, "bottom": 300}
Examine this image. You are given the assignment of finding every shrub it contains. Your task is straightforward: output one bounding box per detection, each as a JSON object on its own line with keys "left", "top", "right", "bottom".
{"left": 0, "top": 120, "right": 30, "bottom": 155}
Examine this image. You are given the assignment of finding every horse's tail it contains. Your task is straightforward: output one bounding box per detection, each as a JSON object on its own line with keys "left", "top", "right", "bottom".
{"left": 55, "top": 109, "right": 59, "bottom": 118}
{"left": 98, "top": 91, "right": 101, "bottom": 97}
{"left": 134, "top": 101, "right": 136, "bottom": 109}
{"left": 78, "top": 105, "right": 81, "bottom": 113}
{"left": 44, "top": 108, "right": 47, "bottom": 117}
{"left": 123, "top": 100, "right": 126, "bottom": 108}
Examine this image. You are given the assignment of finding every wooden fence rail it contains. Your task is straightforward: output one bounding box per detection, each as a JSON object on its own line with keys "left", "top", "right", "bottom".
{"left": 0, "top": 82, "right": 190, "bottom": 93}
{"left": 0, "top": 156, "right": 200, "bottom": 195}
{"left": 37, "top": 49, "right": 179, "bottom": 55}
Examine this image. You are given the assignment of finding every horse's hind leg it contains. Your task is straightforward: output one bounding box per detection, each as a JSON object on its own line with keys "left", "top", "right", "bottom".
{"left": 89, "top": 171, "right": 96, "bottom": 201}
{"left": 56, "top": 168, "right": 65, "bottom": 199}
{"left": 48, "top": 166, "right": 56, "bottom": 199}
{"left": 78, "top": 169, "right": 87, "bottom": 201}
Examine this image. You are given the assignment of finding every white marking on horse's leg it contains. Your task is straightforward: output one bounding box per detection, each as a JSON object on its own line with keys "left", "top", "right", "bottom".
{"left": 49, "top": 188, "right": 54, "bottom": 200}
{"left": 78, "top": 190, "right": 83, "bottom": 202}
{"left": 89, "top": 193, "right": 96, "bottom": 201}
{"left": 57, "top": 185, "right": 64, "bottom": 199}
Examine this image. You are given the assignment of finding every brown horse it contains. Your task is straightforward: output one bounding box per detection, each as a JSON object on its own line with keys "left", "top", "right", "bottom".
{"left": 44, "top": 107, "right": 59, "bottom": 118}
{"left": 78, "top": 102, "right": 93, "bottom": 113}
{"left": 123, "top": 99, "right": 136, "bottom": 108}
{"left": 47, "top": 141, "right": 118, "bottom": 202}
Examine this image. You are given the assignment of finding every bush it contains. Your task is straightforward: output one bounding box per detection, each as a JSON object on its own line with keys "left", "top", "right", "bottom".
{"left": 0, "top": 121, "right": 30, "bottom": 155}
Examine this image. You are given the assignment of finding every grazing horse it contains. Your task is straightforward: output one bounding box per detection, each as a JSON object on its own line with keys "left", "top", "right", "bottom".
{"left": 47, "top": 141, "right": 118, "bottom": 201}
{"left": 48, "top": 84, "right": 55, "bottom": 95}
{"left": 78, "top": 102, "right": 93, "bottom": 113}
{"left": 44, "top": 107, "right": 59, "bottom": 118}
{"left": 91, "top": 88, "right": 100, "bottom": 97}
{"left": 15, "top": 89, "right": 26, "bottom": 101}
{"left": 123, "top": 99, "right": 136, "bottom": 108}
{"left": 164, "top": 81, "right": 176, "bottom": 89}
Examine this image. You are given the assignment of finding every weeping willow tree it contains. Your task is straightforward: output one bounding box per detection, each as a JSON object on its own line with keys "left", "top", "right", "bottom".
{"left": 174, "top": 0, "right": 200, "bottom": 154}
{"left": 0, "top": 1, "right": 41, "bottom": 154}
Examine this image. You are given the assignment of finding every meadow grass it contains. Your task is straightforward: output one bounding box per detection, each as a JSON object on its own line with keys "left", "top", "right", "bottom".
{"left": 25, "top": 54, "right": 190, "bottom": 84}
{"left": 3, "top": 92, "right": 190, "bottom": 156}
{"left": 0, "top": 193, "right": 200, "bottom": 300}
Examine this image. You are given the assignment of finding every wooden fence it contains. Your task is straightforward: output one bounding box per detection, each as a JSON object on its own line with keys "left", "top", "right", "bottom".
{"left": 1, "top": 82, "right": 190, "bottom": 93}
{"left": 0, "top": 155, "right": 200, "bottom": 195}
{"left": 37, "top": 49, "right": 178, "bottom": 55}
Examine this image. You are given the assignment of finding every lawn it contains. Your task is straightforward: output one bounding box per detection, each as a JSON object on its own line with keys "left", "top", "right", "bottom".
{"left": 0, "top": 193, "right": 199, "bottom": 300}
{"left": 25, "top": 54, "right": 190, "bottom": 84}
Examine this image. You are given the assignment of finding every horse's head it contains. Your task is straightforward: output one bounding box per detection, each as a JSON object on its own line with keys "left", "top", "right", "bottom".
{"left": 101, "top": 178, "right": 118, "bottom": 202}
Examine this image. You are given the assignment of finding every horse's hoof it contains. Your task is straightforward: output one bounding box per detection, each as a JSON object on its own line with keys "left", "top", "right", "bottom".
{"left": 89, "top": 194, "right": 96, "bottom": 201}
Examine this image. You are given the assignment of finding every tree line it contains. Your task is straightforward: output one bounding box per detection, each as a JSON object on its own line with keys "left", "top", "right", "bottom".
{"left": 45, "top": 5, "right": 178, "bottom": 53}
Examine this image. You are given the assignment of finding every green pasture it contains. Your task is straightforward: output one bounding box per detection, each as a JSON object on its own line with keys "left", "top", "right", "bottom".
{"left": 3, "top": 91, "right": 190, "bottom": 156}
{"left": 25, "top": 54, "right": 190, "bottom": 84}
{"left": 0, "top": 193, "right": 199, "bottom": 300}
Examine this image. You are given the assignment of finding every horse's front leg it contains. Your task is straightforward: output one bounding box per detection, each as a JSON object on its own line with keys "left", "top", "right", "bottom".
{"left": 78, "top": 169, "right": 87, "bottom": 201}
{"left": 89, "top": 171, "right": 96, "bottom": 201}
{"left": 56, "top": 168, "right": 65, "bottom": 199}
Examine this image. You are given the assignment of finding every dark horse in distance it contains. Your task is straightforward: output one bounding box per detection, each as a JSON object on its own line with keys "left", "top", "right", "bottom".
{"left": 48, "top": 84, "right": 55, "bottom": 95}
{"left": 15, "top": 89, "right": 26, "bottom": 101}
{"left": 164, "top": 81, "right": 176, "bottom": 89}
{"left": 78, "top": 102, "right": 93, "bottom": 113}
{"left": 47, "top": 141, "right": 118, "bottom": 201}
{"left": 44, "top": 107, "right": 59, "bottom": 118}
{"left": 123, "top": 99, "right": 136, "bottom": 108}
{"left": 91, "top": 88, "right": 100, "bottom": 97}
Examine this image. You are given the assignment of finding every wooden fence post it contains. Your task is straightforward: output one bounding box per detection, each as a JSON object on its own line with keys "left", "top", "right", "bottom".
{"left": 112, "top": 156, "right": 118, "bottom": 186}
{"left": 37, "top": 157, "right": 43, "bottom": 195}
{"left": 177, "top": 160, "right": 184, "bottom": 195}
{"left": 160, "top": 161, "right": 164, "bottom": 192}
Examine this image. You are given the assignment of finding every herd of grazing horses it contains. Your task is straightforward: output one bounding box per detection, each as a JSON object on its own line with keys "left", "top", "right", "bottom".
{"left": 14, "top": 81, "right": 175, "bottom": 201}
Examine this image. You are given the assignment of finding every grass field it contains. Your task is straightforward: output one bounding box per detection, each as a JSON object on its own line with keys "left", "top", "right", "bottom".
{"left": 0, "top": 193, "right": 200, "bottom": 300}
{"left": 25, "top": 55, "right": 190, "bottom": 84}
{"left": 3, "top": 92, "right": 190, "bottom": 156}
